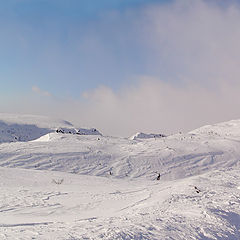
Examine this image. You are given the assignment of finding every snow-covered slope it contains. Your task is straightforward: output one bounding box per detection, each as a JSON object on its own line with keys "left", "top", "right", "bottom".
{"left": 0, "top": 123, "right": 239, "bottom": 181}
{"left": 0, "top": 113, "right": 73, "bottom": 129}
{"left": 1, "top": 166, "right": 240, "bottom": 240}
{"left": 190, "top": 119, "right": 240, "bottom": 138}
{"left": 0, "top": 114, "right": 240, "bottom": 239}
{"left": 0, "top": 113, "right": 101, "bottom": 143}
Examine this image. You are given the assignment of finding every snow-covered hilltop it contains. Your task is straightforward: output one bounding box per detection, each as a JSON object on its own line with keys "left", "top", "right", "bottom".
{"left": 0, "top": 114, "right": 240, "bottom": 239}
{"left": 0, "top": 113, "right": 101, "bottom": 143}
{"left": 130, "top": 132, "right": 166, "bottom": 140}
{"left": 0, "top": 113, "right": 74, "bottom": 129}
{"left": 190, "top": 119, "right": 240, "bottom": 137}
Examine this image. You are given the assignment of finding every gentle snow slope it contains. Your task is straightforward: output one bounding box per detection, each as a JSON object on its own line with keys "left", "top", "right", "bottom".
{"left": 0, "top": 167, "right": 240, "bottom": 240}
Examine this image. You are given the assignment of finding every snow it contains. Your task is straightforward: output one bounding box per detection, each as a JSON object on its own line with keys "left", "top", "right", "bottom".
{"left": 56, "top": 127, "right": 102, "bottom": 136}
{"left": 1, "top": 167, "right": 240, "bottom": 239}
{"left": 0, "top": 113, "right": 73, "bottom": 129}
{"left": 0, "top": 113, "right": 101, "bottom": 143}
{"left": 130, "top": 132, "right": 166, "bottom": 140}
{"left": 0, "top": 114, "right": 240, "bottom": 239}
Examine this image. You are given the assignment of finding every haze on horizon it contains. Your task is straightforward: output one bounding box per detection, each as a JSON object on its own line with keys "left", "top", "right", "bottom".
{"left": 1, "top": 0, "right": 240, "bottom": 136}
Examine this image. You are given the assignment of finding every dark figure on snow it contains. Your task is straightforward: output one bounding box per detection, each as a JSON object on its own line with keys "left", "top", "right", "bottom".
{"left": 194, "top": 186, "right": 200, "bottom": 193}
{"left": 157, "top": 173, "right": 161, "bottom": 180}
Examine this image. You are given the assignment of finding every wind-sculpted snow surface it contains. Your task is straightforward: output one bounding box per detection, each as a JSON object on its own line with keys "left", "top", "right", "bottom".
{"left": 0, "top": 167, "right": 240, "bottom": 240}
{"left": 0, "top": 128, "right": 239, "bottom": 180}
{"left": 0, "top": 115, "right": 240, "bottom": 239}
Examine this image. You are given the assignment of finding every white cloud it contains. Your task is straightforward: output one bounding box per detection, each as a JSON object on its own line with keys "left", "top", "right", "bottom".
{"left": 78, "top": 77, "right": 240, "bottom": 136}
{"left": 32, "top": 86, "right": 51, "bottom": 97}
{"left": 140, "top": 0, "right": 240, "bottom": 86}
{"left": 73, "top": 0, "right": 240, "bottom": 136}
{"left": 4, "top": 76, "right": 240, "bottom": 137}
{"left": 4, "top": 0, "right": 240, "bottom": 136}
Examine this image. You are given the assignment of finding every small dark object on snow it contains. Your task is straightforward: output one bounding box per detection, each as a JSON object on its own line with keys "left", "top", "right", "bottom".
{"left": 52, "top": 178, "right": 64, "bottom": 185}
{"left": 97, "top": 138, "right": 100, "bottom": 140}
{"left": 157, "top": 173, "right": 161, "bottom": 180}
{"left": 194, "top": 186, "right": 201, "bottom": 193}
{"left": 109, "top": 171, "right": 112, "bottom": 175}
{"left": 56, "top": 129, "right": 64, "bottom": 134}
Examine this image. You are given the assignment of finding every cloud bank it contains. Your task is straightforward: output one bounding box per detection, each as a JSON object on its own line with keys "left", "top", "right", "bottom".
{"left": 79, "top": 78, "right": 240, "bottom": 136}
{"left": 3, "top": 0, "right": 240, "bottom": 136}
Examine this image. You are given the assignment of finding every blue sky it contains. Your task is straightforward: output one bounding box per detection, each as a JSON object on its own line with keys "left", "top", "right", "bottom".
{"left": 1, "top": 0, "right": 240, "bottom": 136}
{"left": 0, "top": 0, "right": 171, "bottom": 97}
